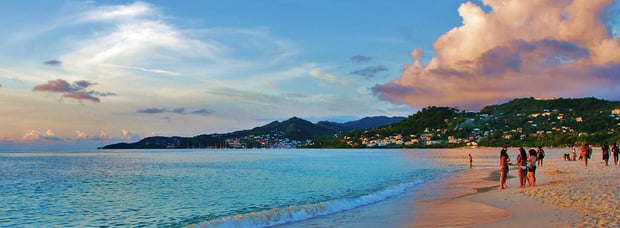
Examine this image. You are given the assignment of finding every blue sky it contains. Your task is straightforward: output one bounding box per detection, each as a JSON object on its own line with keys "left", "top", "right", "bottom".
{"left": 1, "top": 0, "right": 619, "bottom": 149}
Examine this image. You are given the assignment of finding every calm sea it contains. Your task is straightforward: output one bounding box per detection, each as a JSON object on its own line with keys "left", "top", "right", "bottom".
{"left": 0, "top": 149, "right": 469, "bottom": 227}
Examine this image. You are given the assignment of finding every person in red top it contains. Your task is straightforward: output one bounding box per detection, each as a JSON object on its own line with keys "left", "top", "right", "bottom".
{"left": 579, "top": 143, "right": 590, "bottom": 167}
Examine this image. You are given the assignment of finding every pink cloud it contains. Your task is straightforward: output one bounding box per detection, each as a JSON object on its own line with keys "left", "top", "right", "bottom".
{"left": 373, "top": 0, "right": 620, "bottom": 110}
{"left": 33, "top": 79, "right": 115, "bottom": 103}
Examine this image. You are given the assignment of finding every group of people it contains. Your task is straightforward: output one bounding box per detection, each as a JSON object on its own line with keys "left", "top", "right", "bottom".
{"left": 598, "top": 143, "right": 619, "bottom": 166}
{"left": 499, "top": 146, "right": 545, "bottom": 189}
{"left": 490, "top": 142, "right": 620, "bottom": 190}
{"left": 566, "top": 142, "right": 620, "bottom": 167}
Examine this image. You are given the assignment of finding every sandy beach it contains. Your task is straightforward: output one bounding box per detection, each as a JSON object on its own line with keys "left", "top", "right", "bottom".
{"left": 411, "top": 147, "right": 620, "bottom": 227}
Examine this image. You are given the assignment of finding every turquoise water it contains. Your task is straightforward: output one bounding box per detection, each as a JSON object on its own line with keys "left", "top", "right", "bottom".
{"left": 0, "top": 149, "right": 462, "bottom": 227}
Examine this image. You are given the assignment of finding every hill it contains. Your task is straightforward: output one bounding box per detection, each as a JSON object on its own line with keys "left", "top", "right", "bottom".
{"left": 316, "top": 97, "right": 620, "bottom": 148}
{"left": 101, "top": 116, "right": 403, "bottom": 149}
{"left": 316, "top": 116, "right": 406, "bottom": 131}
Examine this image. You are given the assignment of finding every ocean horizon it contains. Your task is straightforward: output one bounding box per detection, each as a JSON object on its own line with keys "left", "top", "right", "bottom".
{"left": 0, "top": 148, "right": 490, "bottom": 227}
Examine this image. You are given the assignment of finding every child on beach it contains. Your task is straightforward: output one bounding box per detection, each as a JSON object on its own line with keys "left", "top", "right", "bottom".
{"left": 516, "top": 147, "right": 528, "bottom": 188}
{"left": 527, "top": 149, "right": 537, "bottom": 187}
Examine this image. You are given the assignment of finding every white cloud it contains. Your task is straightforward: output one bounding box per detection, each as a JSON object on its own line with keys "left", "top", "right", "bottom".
{"left": 122, "top": 129, "right": 132, "bottom": 141}
{"left": 22, "top": 129, "right": 42, "bottom": 142}
{"left": 21, "top": 129, "right": 60, "bottom": 142}
{"left": 44, "top": 129, "right": 55, "bottom": 137}
{"left": 310, "top": 69, "right": 350, "bottom": 87}
{"left": 75, "top": 130, "right": 88, "bottom": 140}
{"left": 78, "top": 1, "right": 155, "bottom": 23}
{"left": 99, "top": 129, "right": 108, "bottom": 139}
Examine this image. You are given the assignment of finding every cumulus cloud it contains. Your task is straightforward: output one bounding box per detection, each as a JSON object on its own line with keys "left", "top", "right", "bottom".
{"left": 43, "top": 60, "right": 62, "bottom": 66}
{"left": 99, "top": 129, "right": 108, "bottom": 139}
{"left": 22, "top": 129, "right": 42, "bottom": 142}
{"left": 136, "top": 107, "right": 212, "bottom": 115}
{"left": 75, "top": 130, "right": 88, "bottom": 140}
{"left": 21, "top": 129, "right": 60, "bottom": 142}
{"left": 350, "top": 65, "right": 388, "bottom": 79}
{"left": 372, "top": 0, "right": 620, "bottom": 110}
{"left": 121, "top": 129, "right": 132, "bottom": 141}
{"left": 33, "top": 79, "right": 116, "bottom": 103}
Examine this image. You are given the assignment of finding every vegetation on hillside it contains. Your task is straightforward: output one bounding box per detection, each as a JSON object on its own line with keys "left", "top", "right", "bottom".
{"left": 310, "top": 97, "right": 620, "bottom": 148}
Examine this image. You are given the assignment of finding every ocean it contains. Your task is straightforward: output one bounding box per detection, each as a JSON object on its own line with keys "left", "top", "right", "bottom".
{"left": 0, "top": 148, "right": 475, "bottom": 227}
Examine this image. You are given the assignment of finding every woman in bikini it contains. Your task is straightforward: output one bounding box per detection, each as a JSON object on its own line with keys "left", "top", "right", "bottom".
{"left": 516, "top": 147, "right": 528, "bottom": 188}
{"left": 499, "top": 147, "right": 510, "bottom": 189}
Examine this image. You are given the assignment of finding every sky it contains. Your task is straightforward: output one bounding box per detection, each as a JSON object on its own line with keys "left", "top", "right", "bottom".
{"left": 1, "top": 0, "right": 619, "bottom": 149}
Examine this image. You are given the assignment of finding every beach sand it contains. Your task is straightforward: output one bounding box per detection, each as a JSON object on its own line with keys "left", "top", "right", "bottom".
{"left": 411, "top": 148, "right": 620, "bottom": 227}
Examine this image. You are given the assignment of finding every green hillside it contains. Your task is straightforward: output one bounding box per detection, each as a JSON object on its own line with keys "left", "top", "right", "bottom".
{"left": 314, "top": 97, "right": 620, "bottom": 148}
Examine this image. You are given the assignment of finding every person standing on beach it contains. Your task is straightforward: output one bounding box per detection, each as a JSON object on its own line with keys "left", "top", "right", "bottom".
{"left": 527, "top": 149, "right": 537, "bottom": 186}
{"left": 537, "top": 146, "right": 545, "bottom": 167}
{"left": 499, "top": 147, "right": 510, "bottom": 189}
{"left": 579, "top": 143, "right": 589, "bottom": 167}
{"left": 612, "top": 143, "right": 619, "bottom": 165}
{"left": 468, "top": 153, "right": 473, "bottom": 168}
{"left": 572, "top": 145, "right": 577, "bottom": 161}
{"left": 516, "top": 147, "right": 528, "bottom": 188}
{"left": 602, "top": 143, "right": 610, "bottom": 166}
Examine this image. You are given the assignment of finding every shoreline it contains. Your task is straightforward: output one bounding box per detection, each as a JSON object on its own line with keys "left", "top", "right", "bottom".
{"left": 411, "top": 148, "right": 620, "bottom": 227}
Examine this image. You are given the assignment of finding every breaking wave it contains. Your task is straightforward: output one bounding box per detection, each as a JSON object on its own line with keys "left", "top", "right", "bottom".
{"left": 190, "top": 178, "right": 428, "bottom": 228}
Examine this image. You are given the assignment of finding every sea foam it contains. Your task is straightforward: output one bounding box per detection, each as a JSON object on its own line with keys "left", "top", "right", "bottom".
{"left": 191, "top": 178, "right": 428, "bottom": 228}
